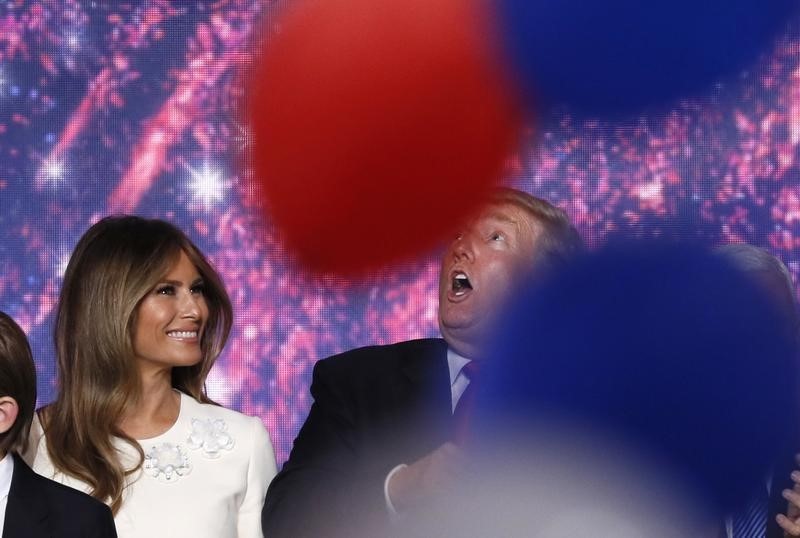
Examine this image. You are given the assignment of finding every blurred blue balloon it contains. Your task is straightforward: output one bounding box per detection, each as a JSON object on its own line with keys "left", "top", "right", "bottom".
{"left": 498, "top": 0, "right": 798, "bottom": 116}
{"left": 478, "top": 242, "right": 799, "bottom": 513}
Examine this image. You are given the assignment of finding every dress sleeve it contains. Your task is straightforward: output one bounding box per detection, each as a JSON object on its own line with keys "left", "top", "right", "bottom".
{"left": 237, "top": 416, "right": 278, "bottom": 538}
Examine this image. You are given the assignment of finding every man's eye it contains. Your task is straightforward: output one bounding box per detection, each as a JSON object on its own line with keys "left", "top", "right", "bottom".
{"left": 490, "top": 232, "right": 505, "bottom": 241}
{"left": 156, "top": 285, "right": 175, "bottom": 295}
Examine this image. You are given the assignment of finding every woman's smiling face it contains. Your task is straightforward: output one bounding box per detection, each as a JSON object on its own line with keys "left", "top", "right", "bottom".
{"left": 131, "top": 250, "right": 209, "bottom": 375}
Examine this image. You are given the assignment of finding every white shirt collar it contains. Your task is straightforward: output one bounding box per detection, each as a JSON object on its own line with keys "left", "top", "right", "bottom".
{"left": 0, "top": 453, "right": 13, "bottom": 501}
{"left": 446, "top": 347, "right": 471, "bottom": 387}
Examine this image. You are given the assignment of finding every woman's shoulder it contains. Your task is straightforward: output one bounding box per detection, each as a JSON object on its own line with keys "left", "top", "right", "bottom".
{"left": 21, "top": 410, "right": 46, "bottom": 466}
{"left": 23, "top": 408, "right": 87, "bottom": 492}
{"left": 179, "top": 392, "right": 270, "bottom": 443}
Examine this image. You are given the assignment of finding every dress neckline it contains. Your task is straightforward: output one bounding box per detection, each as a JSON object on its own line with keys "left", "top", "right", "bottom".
{"left": 134, "top": 390, "right": 187, "bottom": 442}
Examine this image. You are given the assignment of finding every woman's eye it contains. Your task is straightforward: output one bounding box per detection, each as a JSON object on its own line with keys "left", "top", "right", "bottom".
{"left": 190, "top": 283, "right": 206, "bottom": 295}
{"left": 156, "top": 285, "right": 175, "bottom": 295}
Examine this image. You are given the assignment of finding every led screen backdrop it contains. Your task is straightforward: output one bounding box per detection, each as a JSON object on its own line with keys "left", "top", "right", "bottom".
{"left": 0, "top": 1, "right": 798, "bottom": 464}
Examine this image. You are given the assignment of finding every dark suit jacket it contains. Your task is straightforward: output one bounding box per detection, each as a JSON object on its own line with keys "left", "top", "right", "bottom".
{"left": 262, "top": 338, "right": 451, "bottom": 538}
{"left": 3, "top": 453, "right": 117, "bottom": 538}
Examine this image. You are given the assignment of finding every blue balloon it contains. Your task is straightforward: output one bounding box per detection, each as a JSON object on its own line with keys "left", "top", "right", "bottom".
{"left": 477, "top": 242, "right": 799, "bottom": 513}
{"left": 498, "top": 0, "right": 798, "bottom": 116}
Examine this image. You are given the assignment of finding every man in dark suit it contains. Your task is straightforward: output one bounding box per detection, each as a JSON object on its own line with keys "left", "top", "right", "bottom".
{"left": 0, "top": 311, "right": 117, "bottom": 538}
{"left": 261, "top": 189, "right": 581, "bottom": 537}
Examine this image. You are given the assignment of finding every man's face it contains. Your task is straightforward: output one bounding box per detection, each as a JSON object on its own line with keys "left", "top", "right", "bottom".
{"left": 438, "top": 202, "right": 541, "bottom": 358}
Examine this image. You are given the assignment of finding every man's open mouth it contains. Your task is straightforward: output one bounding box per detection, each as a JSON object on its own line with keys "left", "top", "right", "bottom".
{"left": 451, "top": 271, "right": 473, "bottom": 296}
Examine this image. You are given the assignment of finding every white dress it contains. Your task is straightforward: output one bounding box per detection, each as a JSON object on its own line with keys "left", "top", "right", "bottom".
{"left": 26, "top": 391, "right": 277, "bottom": 538}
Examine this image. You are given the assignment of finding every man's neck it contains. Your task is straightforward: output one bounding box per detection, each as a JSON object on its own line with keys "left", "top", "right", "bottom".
{"left": 446, "top": 343, "right": 484, "bottom": 362}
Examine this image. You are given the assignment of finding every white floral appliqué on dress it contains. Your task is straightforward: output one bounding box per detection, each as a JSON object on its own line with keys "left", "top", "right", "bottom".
{"left": 187, "top": 418, "right": 236, "bottom": 458}
{"left": 143, "top": 443, "right": 192, "bottom": 482}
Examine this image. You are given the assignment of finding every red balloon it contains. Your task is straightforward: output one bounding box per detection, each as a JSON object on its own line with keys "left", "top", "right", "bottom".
{"left": 246, "top": 0, "right": 522, "bottom": 274}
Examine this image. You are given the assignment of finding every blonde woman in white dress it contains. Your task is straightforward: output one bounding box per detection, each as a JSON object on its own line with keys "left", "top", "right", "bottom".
{"left": 26, "top": 216, "right": 277, "bottom": 538}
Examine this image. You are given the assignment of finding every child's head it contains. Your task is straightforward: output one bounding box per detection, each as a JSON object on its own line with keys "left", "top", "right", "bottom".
{"left": 0, "top": 312, "right": 36, "bottom": 456}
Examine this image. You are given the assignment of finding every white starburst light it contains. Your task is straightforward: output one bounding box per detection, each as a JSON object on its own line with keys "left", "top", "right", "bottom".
{"left": 41, "top": 158, "right": 66, "bottom": 183}
{"left": 187, "top": 161, "right": 225, "bottom": 206}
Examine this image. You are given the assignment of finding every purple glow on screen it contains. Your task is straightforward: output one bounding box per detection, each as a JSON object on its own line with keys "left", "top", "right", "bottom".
{"left": 0, "top": 1, "right": 797, "bottom": 464}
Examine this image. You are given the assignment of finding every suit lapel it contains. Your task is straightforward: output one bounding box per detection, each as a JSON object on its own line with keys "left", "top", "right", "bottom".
{"left": 3, "top": 454, "right": 51, "bottom": 538}
{"left": 400, "top": 338, "right": 452, "bottom": 447}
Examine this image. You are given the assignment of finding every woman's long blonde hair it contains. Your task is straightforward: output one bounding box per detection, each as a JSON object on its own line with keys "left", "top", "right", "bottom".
{"left": 42, "top": 216, "right": 233, "bottom": 513}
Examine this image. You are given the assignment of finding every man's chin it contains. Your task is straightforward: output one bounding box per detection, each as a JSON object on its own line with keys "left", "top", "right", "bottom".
{"left": 439, "top": 321, "right": 490, "bottom": 358}
{"left": 438, "top": 315, "right": 477, "bottom": 334}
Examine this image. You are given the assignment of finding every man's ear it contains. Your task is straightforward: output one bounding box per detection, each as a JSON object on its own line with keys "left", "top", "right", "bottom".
{"left": 0, "top": 396, "right": 19, "bottom": 435}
